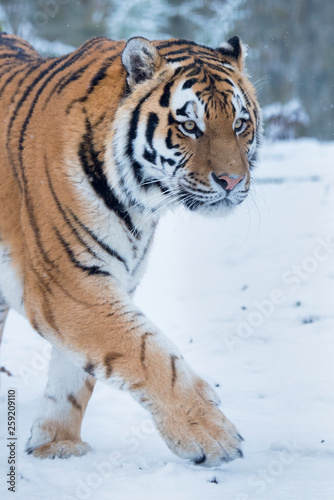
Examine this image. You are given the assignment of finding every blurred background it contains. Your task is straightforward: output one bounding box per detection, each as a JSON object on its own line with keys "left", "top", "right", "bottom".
{"left": 0, "top": 4, "right": 333, "bottom": 497}
{"left": 0, "top": 0, "right": 333, "bottom": 141}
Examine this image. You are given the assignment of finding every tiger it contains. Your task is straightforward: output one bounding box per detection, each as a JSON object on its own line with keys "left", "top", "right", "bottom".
{"left": 0, "top": 32, "right": 261, "bottom": 466}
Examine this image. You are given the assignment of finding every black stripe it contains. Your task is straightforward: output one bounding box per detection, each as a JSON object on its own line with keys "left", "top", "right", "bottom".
{"left": 172, "top": 153, "right": 192, "bottom": 177}
{"left": 78, "top": 116, "right": 139, "bottom": 238}
{"left": 168, "top": 112, "right": 177, "bottom": 126}
{"left": 193, "top": 52, "right": 233, "bottom": 69}
{"left": 104, "top": 352, "right": 123, "bottom": 378}
{"left": 68, "top": 208, "right": 130, "bottom": 272}
{"left": 16, "top": 41, "right": 101, "bottom": 155}
{"left": 161, "top": 48, "right": 190, "bottom": 57}
{"left": 247, "top": 129, "right": 255, "bottom": 148}
{"left": 67, "top": 394, "right": 82, "bottom": 411}
{"left": 161, "top": 65, "right": 196, "bottom": 105}
{"left": 185, "top": 67, "right": 202, "bottom": 78}
{"left": 140, "top": 332, "right": 153, "bottom": 369}
{"left": 65, "top": 53, "right": 118, "bottom": 113}
{"left": 11, "top": 61, "right": 43, "bottom": 104}
{"left": 6, "top": 56, "right": 63, "bottom": 188}
{"left": 127, "top": 94, "right": 150, "bottom": 157}
{"left": 0, "top": 38, "right": 37, "bottom": 53}
{"left": 146, "top": 112, "right": 159, "bottom": 149}
{"left": 131, "top": 230, "right": 155, "bottom": 276}
{"left": 57, "top": 62, "right": 91, "bottom": 93}
{"left": 0, "top": 66, "right": 28, "bottom": 98}
{"left": 28, "top": 260, "right": 53, "bottom": 296}
{"left": 202, "top": 60, "right": 234, "bottom": 74}
{"left": 43, "top": 62, "right": 91, "bottom": 108}
{"left": 179, "top": 62, "right": 205, "bottom": 76}
{"left": 182, "top": 78, "right": 198, "bottom": 90}
{"left": 171, "top": 355, "right": 177, "bottom": 387}
{"left": 160, "top": 155, "right": 176, "bottom": 166}
{"left": 44, "top": 159, "right": 104, "bottom": 262}
{"left": 84, "top": 362, "right": 96, "bottom": 376}
{"left": 126, "top": 91, "right": 156, "bottom": 186}
{"left": 41, "top": 292, "right": 60, "bottom": 334}
{"left": 0, "top": 33, "right": 38, "bottom": 52}
{"left": 157, "top": 39, "right": 214, "bottom": 52}
{"left": 165, "top": 128, "right": 179, "bottom": 149}
{"left": 160, "top": 79, "right": 174, "bottom": 107}
{"left": 166, "top": 55, "right": 191, "bottom": 63}
{"left": 143, "top": 148, "right": 157, "bottom": 164}
{"left": 0, "top": 52, "right": 35, "bottom": 62}
{"left": 85, "top": 379, "right": 95, "bottom": 392}
{"left": 25, "top": 217, "right": 106, "bottom": 308}
{"left": 0, "top": 47, "right": 36, "bottom": 61}
{"left": 0, "top": 61, "right": 26, "bottom": 79}
{"left": 7, "top": 38, "right": 99, "bottom": 168}
{"left": 86, "top": 54, "right": 118, "bottom": 95}
{"left": 0, "top": 34, "right": 38, "bottom": 55}
{"left": 176, "top": 101, "right": 191, "bottom": 117}
{"left": 142, "top": 112, "right": 159, "bottom": 165}
{"left": 53, "top": 225, "right": 110, "bottom": 276}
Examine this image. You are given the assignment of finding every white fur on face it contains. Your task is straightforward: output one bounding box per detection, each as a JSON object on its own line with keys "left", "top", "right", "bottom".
{"left": 171, "top": 81, "right": 206, "bottom": 132}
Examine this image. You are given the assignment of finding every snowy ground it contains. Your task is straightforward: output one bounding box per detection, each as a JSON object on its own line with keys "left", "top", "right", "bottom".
{"left": 1, "top": 139, "right": 334, "bottom": 500}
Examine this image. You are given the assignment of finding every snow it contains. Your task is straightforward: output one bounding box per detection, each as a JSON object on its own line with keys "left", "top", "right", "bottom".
{"left": 1, "top": 139, "right": 334, "bottom": 499}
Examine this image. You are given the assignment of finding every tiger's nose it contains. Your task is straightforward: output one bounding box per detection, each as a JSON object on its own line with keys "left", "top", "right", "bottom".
{"left": 212, "top": 173, "right": 244, "bottom": 191}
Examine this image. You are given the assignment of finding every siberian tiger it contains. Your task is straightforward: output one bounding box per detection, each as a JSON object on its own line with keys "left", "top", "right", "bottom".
{"left": 0, "top": 32, "right": 261, "bottom": 466}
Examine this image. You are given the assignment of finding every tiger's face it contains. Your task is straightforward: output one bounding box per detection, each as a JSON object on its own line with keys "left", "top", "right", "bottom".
{"left": 111, "top": 37, "right": 261, "bottom": 218}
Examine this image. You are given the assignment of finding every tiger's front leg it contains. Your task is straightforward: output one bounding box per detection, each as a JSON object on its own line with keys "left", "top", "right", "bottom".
{"left": 28, "top": 284, "right": 243, "bottom": 466}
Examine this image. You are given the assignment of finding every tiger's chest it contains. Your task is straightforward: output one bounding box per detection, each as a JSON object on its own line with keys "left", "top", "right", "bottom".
{"left": 94, "top": 217, "right": 156, "bottom": 295}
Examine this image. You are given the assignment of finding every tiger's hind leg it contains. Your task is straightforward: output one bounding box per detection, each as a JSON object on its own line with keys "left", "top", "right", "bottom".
{"left": 26, "top": 348, "right": 96, "bottom": 459}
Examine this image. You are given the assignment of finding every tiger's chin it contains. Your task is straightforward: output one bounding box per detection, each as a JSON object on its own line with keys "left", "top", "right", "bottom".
{"left": 180, "top": 195, "right": 247, "bottom": 218}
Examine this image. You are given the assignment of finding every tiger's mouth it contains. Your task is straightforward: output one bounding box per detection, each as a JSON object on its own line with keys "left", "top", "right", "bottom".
{"left": 176, "top": 186, "right": 249, "bottom": 215}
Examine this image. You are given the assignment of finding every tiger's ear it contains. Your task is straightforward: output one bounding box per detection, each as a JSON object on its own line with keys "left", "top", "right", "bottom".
{"left": 216, "top": 35, "right": 247, "bottom": 71}
{"left": 122, "top": 37, "right": 162, "bottom": 89}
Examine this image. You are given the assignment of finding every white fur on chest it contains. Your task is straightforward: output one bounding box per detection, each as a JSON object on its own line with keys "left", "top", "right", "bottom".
{"left": 69, "top": 166, "right": 155, "bottom": 293}
{"left": 0, "top": 244, "right": 25, "bottom": 315}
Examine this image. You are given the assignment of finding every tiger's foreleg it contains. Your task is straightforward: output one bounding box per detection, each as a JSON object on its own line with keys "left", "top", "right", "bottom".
{"left": 26, "top": 348, "right": 96, "bottom": 459}
{"left": 28, "top": 286, "right": 243, "bottom": 466}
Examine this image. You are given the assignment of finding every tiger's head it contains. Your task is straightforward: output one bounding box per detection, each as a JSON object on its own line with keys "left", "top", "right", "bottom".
{"left": 110, "top": 36, "right": 261, "bottom": 218}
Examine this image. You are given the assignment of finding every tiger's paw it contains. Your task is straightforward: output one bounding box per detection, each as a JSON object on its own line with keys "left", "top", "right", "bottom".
{"left": 26, "top": 440, "right": 92, "bottom": 459}
{"left": 153, "top": 377, "right": 243, "bottom": 467}
{"left": 26, "top": 419, "right": 91, "bottom": 459}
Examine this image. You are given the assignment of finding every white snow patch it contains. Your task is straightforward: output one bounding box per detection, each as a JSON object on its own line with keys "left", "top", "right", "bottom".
{"left": 1, "top": 139, "right": 334, "bottom": 499}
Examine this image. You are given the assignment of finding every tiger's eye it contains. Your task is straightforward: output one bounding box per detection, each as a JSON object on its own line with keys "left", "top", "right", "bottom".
{"left": 184, "top": 120, "right": 196, "bottom": 131}
{"left": 234, "top": 118, "right": 243, "bottom": 130}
